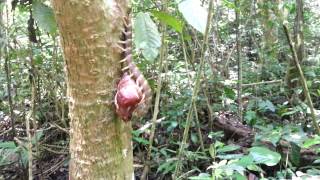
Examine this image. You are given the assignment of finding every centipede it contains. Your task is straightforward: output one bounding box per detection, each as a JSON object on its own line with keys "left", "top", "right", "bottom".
{"left": 114, "top": 13, "right": 152, "bottom": 122}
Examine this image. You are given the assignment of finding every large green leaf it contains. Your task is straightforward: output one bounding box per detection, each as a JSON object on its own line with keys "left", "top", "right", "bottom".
{"left": 32, "top": 2, "right": 57, "bottom": 36}
{"left": 134, "top": 12, "right": 161, "bottom": 61}
{"left": 178, "top": 0, "right": 208, "bottom": 34}
{"left": 249, "top": 147, "right": 281, "bottom": 166}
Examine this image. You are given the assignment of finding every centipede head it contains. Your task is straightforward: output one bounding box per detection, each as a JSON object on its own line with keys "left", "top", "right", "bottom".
{"left": 115, "top": 73, "right": 143, "bottom": 122}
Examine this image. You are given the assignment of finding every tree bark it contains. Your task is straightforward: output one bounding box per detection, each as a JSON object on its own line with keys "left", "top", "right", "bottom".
{"left": 294, "top": 0, "right": 304, "bottom": 62}
{"left": 51, "top": 1, "right": 133, "bottom": 179}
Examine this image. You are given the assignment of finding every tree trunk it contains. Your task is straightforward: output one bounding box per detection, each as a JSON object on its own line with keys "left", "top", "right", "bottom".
{"left": 294, "top": 0, "right": 304, "bottom": 62}
{"left": 285, "top": 0, "right": 304, "bottom": 100}
{"left": 51, "top": 1, "right": 133, "bottom": 179}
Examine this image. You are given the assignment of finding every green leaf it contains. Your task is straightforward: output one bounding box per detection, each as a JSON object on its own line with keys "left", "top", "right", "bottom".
{"left": 31, "top": 130, "right": 44, "bottom": 145}
{"left": 209, "top": 144, "right": 215, "bottom": 158}
{"left": 222, "top": 0, "right": 236, "bottom": 9}
{"left": 249, "top": 147, "right": 281, "bottom": 166}
{"left": 244, "top": 111, "right": 257, "bottom": 125}
{"left": 281, "top": 110, "right": 297, "bottom": 116}
{"left": 247, "top": 164, "right": 263, "bottom": 172}
{"left": 132, "top": 130, "right": 142, "bottom": 136}
{"left": 303, "top": 135, "right": 320, "bottom": 148}
{"left": 32, "top": 1, "right": 57, "bottom": 36}
{"left": 237, "top": 155, "right": 254, "bottom": 167}
{"left": 157, "top": 159, "right": 176, "bottom": 174}
{"left": 289, "top": 142, "right": 301, "bottom": 166}
{"left": 167, "top": 121, "right": 178, "bottom": 132}
{"left": 178, "top": 0, "right": 208, "bottom": 34}
{"left": 224, "top": 87, "right": 236, "bottom": 99}
{"left": 258, "top": 100, "right": 276, "bottom": 112}
{"left": 255, "top": 129, "right": 282, "bottom": 146}
{"left": 0, "top": 141, "right": 16, "bottom": 149}
{"left": 216, "top": 154, "right": 243, "bottom": 160}
{"left": 191, "top": 133, "right": 198, "bottom": 144}
{"left": 214, "top": 141, "right": 224, "bottom": 149}
{"left": 188, "top": 173, "right": 211, "bottom": 180}
{"left": 208, "top": 131, "right": 224, "bottom": 139}
{"left": 34, "top": 55, "right": 43, "bottom": 65}
{"left": 217, "top": 144, "right": 240, "bottom": 153}
{"left": 21, "top": 149, "right": 29, "bottom": 167}
{"left": 134, "top": 12, "right": 161, "bottom": 61}
{"left": 314, "top": 159, "right": 320, "bottom": 164}
{"left": 282, "top": 129, "right": 307, "bottom": 146}
{"left": 152, "top": 11, "right": 183, "bottom": 33}
{"left": 222, "top": 163, "right": 246, "bottom": 175}
{"left": 133, "top": 137, "right": 149, "bottom": 145}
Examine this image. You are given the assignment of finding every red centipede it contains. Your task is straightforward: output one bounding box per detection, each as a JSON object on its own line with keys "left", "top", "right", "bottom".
{"left": 114, "top": 13, "right": 152, "bottom": 121}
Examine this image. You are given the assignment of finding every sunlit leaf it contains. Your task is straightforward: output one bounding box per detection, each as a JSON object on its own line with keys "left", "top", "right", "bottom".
{"left": 178, "top": 0, "right": 208, "bottom": 34}
{"left": 152, "top": 11, "right": 183, "bottom": 33}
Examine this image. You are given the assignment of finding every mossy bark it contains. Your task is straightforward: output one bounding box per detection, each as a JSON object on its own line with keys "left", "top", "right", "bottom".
{"left": 51, "top": 1, "right": 133, "bottom": 179}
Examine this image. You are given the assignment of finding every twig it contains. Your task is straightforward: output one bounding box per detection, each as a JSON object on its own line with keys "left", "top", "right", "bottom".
{"left": 26, "top": 105, "right": 33, "bottom": 180}
{"left": 283, "top": 23, "right": 320, "bottom": 134}
{"left": 137, "top": 117, "right": 164, "bottom": 133}
{"left": 49, "top": 122, "right": 69, "bottom": 134}
{"left": 193, "top": 103, "right": 204, "bottom": 151}
{"left": 235, "top": 0, "right": 242, "bottom": 121}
